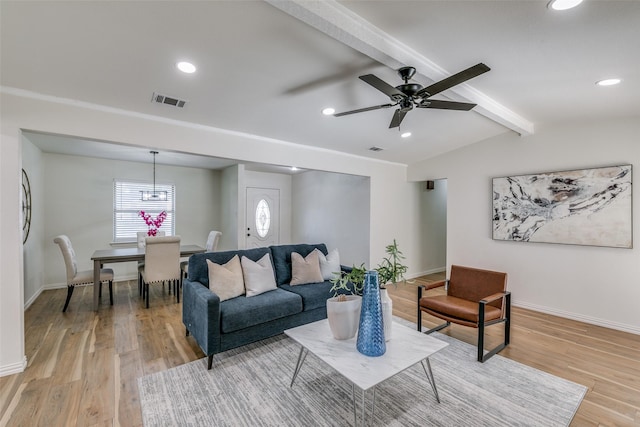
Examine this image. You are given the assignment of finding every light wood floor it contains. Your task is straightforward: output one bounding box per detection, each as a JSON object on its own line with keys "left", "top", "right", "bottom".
{"left": 1, "top": 274, "right": 639, "bottom": 426}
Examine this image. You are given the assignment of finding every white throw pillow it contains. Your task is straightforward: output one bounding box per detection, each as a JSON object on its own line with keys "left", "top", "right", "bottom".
{"left": 315, "top": 248, "right": 341, "bottom": 281}
{"left": 241, "top": 253, "right": 277, "bottom": 297}
{"left": 207, "top": 256, "right": 244, "bottom": 302}
{"left": 290, "top": 251, "right": 324, "bottom": 286}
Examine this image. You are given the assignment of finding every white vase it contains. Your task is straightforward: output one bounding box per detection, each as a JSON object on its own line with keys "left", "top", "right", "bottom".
{"left": 380, "top": 288, "right": 393, "bottom": 341}
{"left": 326, "top": 295, "right": 362, "bottom": 340}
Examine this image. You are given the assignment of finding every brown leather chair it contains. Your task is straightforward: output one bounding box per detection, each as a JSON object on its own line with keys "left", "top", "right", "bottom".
{"left": 417, "top": 265, "right": 511, "bottom": 362}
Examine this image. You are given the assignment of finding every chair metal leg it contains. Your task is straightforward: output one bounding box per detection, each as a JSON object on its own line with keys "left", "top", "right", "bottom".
{"left": 62, "top": 286, "right": 75, "bottom": 312}
{"left": 478, "top": 292, "right": 511, "bottom": 362}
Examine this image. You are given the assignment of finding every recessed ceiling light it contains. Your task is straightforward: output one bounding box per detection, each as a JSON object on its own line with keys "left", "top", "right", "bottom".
{"left": 547, "top": 0, "right": 583, "bottom": 10}
{"left": 291, "top": 166, "right": 298, "bottom": 171}
{"left": 401, "top": 132, "right": 412, "bottom": 138}
{"left": 322, "top": 107, "right": 335, "bottom": 116}
{"left": 596, "top": 78, "right": 621, "bottom": 86}
{"left": 176, "top": 61, "right": 196, "bottom": 74}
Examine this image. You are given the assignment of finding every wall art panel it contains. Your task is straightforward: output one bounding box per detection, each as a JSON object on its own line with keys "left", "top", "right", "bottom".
{"left": 492, "top": 165, "right": 632, "bottom": 248}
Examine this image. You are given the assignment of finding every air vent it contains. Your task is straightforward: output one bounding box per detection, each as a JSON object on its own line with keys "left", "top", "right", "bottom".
{"left": 152, "top": 92, "right": 187, "bottom": 108}
{"left": 369, "top": 146, "right": 384, "bottom": 152}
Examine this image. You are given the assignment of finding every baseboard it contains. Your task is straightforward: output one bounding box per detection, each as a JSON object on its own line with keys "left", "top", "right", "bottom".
{"left": 27, "top": 275, "right": 138, "bottom": 311}
{"left": 408, "top": 266, "right": 446, "bottom": 279}
{"left": 24, "top": 286, "right": 44, "bottom": 310}
{"left": 0, "top": 356, "right": 27, "bottom": 377}
{"left": 514, "top": 300, "right": 640, "bottom": 336}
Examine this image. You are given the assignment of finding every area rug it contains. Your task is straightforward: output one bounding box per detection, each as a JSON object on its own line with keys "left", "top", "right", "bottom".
{"left": 139, "top": 319, "right": 586, "bottom": 426}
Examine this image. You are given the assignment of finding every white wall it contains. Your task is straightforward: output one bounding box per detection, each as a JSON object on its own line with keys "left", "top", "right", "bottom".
{"left": 21, "top": 138, "right": 45, "bottom": 308}
{"left": 0, "top": 126, "right": 27, "bottom": 376}
{"left": 220, "top": 164, "right": 242, "bottom": 250}
{"left": 40, "top": 152, "right": 221, "bottom": 286}
{"left": 292, "top": 170, "right": 370, "bottom": 266}
{"left": 408, "top": 117, "right": 640, "bottom": 334}
{"left": 0, "top": 90, "right": 419, "bottom": 375}
{"left": 417, "top": 179, "right": 447, "bottom": 275}
{"left": 245, "top": 170, "right": 293, "bottom": 245}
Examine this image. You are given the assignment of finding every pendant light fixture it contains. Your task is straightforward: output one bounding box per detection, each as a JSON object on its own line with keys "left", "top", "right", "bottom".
{"left": 141, "top": 151, "right": 167, "bottom": 201}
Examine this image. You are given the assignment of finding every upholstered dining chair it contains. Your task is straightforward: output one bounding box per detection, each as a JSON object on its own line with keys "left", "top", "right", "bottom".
{"left": 54, "top": 235, "right": 114, "bottom": 312}
{"left": 137, "top": 230, "right": 165, "bottom": 296}
{"left": 180, "top": 230, "right": 221, "bottom": 281}
{"left": 139, "top": 235, "right": 181, "bottom": 308}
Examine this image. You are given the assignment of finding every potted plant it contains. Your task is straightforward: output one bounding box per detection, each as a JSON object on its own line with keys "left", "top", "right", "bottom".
{"left": 326, "top": 264, "right": 366, "bottom": 340}
{"left": 327, "top": 240, "right": 409, "bottom": 341}
{"left": 376, "top": 239, "right": 409, "bottom": 288}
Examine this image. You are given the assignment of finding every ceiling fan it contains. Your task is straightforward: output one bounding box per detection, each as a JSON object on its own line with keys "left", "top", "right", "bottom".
{"left": 334, "top": 63, "right": 490, "bottom": 129}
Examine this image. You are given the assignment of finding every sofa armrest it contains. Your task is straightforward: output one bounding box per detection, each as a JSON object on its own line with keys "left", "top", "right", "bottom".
{"left": 340, "top": 265, "right": 352, "bottom": 274}
{"left": 182, "top": 278, "right": 222, "bottom": 358}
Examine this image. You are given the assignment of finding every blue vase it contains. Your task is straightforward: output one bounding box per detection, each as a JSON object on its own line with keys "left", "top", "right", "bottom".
{"left": 356, "top": 270, "right": 386, "bottom": 356}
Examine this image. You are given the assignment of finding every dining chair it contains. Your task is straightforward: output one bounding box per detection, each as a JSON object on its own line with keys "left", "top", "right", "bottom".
{"left": 139, "top": 235, "right": 181, "bottom": 308}
{"left": 180, "top": 230, "right": 221, "bottom": 281}
{"left": 137, "top": 230, "right": 165, "bottom": 296}
{"left": 54, "top": 235, "right": 114, "bottom": 312}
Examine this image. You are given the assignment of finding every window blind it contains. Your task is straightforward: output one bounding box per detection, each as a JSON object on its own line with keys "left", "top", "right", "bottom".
{"left": 113, "top": 180, "right": 175, "bottom": 243}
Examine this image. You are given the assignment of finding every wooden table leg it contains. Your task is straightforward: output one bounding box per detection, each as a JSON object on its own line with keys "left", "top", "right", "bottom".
{"left": 93, "top": 259, "right": 101, "bottom": 311}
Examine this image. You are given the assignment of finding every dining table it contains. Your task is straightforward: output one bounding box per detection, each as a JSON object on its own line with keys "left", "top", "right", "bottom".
{"left": 90, "top": 244, "right": 205, "bottom": 311}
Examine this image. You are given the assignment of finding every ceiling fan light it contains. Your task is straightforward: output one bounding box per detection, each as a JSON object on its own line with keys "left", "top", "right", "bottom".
{"left": 322, "top": 107, "right": 335, "bottom": 116}
{"left": 596, "top": 78, "right": 621, "bottom": 86}
{"left": 176, "top": 61, "right": 196, "bottom": 74}
{"left": 547, "top": 0, "right": 583, "bottom": 11}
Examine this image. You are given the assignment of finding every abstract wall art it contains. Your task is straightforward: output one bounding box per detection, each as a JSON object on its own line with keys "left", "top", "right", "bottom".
{"left": 492, "top": 165, "right": 632, "bottom": 248}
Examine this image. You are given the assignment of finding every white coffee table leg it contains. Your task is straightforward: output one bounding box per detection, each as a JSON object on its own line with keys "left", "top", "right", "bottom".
{"left": 290, "top": 347, "right": 308, "bottom": 387}
{"left": 421, "top": 358, "right": 441, "bottom": 403}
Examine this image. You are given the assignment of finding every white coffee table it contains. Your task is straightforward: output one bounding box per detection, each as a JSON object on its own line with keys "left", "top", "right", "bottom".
{"left": 284, "top": 319, "right": 448, "bottom": 426}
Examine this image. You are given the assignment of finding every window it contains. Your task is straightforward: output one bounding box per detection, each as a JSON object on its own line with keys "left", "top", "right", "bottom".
{"left": 113, "top": 180, "right": 175, "bottom": 243}
{"left": 255, "top": 199, "right": 271, "bottom": 238}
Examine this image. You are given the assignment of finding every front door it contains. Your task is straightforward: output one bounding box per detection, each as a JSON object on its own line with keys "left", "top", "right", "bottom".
{"left": 246, "top": 187, "right": 280, "bottom": 248}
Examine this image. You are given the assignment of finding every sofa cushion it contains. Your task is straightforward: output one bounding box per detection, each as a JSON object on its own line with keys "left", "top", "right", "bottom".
{"left": 280, "top": 281, "right": 334, "bottom": 311}
{"left": 207, "top": 256, "right": 244, "bottom": 302}
{"left": 242, "top": 253, "right": 277, "bottom": 297}
{"left": 290, "top": 251, "right": 323, "bottom": 286}
{"left": 220, "top": 289, "right": 303, "bottom": 333}
{"left": 315, "top": 248, "right": 341, "bottom": 281}
{"left": 188, "top": 247, "right": 272, "bottom": 287}
{"left": 271, "top": 243, "right": 328, "bottom": 286}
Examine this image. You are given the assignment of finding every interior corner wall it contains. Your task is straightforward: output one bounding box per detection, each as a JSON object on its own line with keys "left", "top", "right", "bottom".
{"left": 291, "top": 170, "right": 370, "bottom": 266}
{"left": 244, "top": 170, "right": 293, "bottom": 245}
{"left": 407, "top": 117, "right": 640, "bottom": 334}
{"left": 21, "top": 137, "right": 45, "bottom": 308}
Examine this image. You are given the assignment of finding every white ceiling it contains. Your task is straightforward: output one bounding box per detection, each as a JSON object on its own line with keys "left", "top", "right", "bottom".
{"left": 2, "top": 1, "right": 639, "bottom": 168}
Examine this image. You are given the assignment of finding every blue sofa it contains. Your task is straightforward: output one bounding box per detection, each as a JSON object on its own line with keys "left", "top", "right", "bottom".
{"left": 182, "top": 243, "right": 350, "bottom": 369}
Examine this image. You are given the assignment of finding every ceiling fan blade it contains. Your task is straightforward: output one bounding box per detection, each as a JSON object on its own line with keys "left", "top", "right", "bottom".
{"left": 334, "top": 103, "right": 393, "bottom": 117}
{"left": 389, "top": 108, "right": 408, "bottom": 128}
{"left": 416, "top": 63, "right": 490, "bottom": 98}
{"left": 359, "top": 74, "right": 406, "bottom": 100}
{"left": 417, "top": 99, "right": 477, "bottom": 111}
